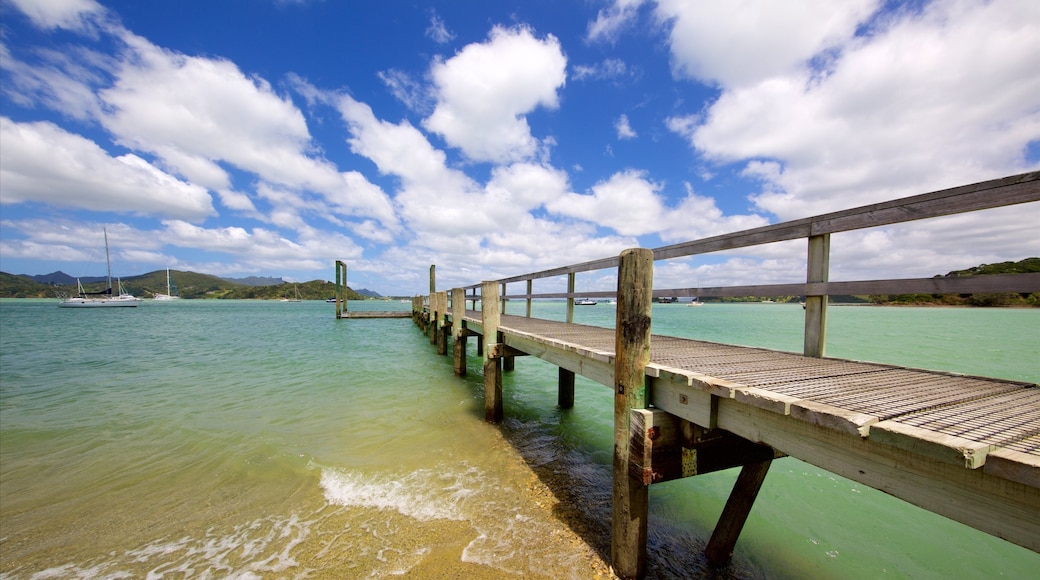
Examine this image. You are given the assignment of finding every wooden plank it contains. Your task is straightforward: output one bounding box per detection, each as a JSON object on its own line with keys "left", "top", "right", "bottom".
{"left": 869, "top": 420, "right": 993, "bottom": 469}
{"left": 655, "top": 272, "right": 1040, "bottom": 301}
{"left": 501, "top": 331, "right": 615, "bottom": 387}
{"left": 342, "top": 311, "right": 411, "bottom": 319}
{"left": 790, "top": 399, "right": 880, "bottom": 437}
{"left": 984, "top": 445, "right": 1040, "bottom": 488}
{"left": 646, "top": 368, "right": 716, "bottom": 427}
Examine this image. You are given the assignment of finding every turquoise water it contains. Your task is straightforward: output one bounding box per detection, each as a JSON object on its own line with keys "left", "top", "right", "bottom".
{"left": 1, "top": 299, "right": 1037, "bottom": 578}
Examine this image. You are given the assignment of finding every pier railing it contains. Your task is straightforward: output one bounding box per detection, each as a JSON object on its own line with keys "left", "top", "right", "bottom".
{"left": 463, "top": 171, "right": 1040, "bottom": 357}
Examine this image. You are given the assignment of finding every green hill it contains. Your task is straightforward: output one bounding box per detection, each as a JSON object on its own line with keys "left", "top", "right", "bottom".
{"left": 0, "top": 270, "right": 365, "bottom": 300}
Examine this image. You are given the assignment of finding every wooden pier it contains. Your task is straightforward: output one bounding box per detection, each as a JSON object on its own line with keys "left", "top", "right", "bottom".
{"left": 410, "top": 172, "right": 1040, "bottom": 579}
{"left": 332, "top": 260, "right": 411, "bottom": 319}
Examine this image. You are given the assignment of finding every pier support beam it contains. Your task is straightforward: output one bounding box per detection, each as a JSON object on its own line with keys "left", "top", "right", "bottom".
{"left": 612, "top": 248, "right": 653, "bottom": 579}
{"left": 482, "top": 280, "right": 503, "bottom": 423}
{"left": 451, "top": 288, "right": 467, "bottom": 376}
{"left": 705, "top": 458, "right": 773, "bottom": 565}
{"left": 558, "top": 368, "right": 575, "bottom": 409}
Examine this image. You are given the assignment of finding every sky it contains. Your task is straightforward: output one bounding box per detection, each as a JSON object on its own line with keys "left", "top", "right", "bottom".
{"left": 1, "top": 0, "right": 1038, "bottom": 296}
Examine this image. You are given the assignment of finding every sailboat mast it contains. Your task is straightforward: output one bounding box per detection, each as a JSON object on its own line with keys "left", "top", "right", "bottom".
{"left": 104, "top": 227, "right": 112, "bottom": 291}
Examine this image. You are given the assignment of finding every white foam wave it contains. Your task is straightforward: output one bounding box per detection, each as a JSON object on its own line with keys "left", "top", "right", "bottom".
{"left": 319, "top": 464, "right": 484, "bottom": 522}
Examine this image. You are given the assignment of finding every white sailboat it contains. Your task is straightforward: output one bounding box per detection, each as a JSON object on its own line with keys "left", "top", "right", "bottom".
{"left": 280, "top": 284, "right": 302, "bottom": 302}
{"left": 58, "top": 228, "right": 141, "bottom": 308}
{"left": 153, "top": 268, "right": 180, "bottom": 300}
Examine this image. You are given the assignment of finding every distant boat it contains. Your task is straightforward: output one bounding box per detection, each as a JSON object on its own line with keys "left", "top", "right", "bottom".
{"left": 687, "top": 298, "right": 704, "bottom": 307}
{"left": 153, "top": 268, "right": 180, "bottom": 300}
{"left": 59, "top": 228, "right": 140, "bottom": 308}
{"left": 576, "top": 298, "right": 597, "bottom": 306}
{"left": 326, "top": 297, "right": 337, "bottom": 303}
{"left": 281, "top": 284, "right": 302, "bottom": 302}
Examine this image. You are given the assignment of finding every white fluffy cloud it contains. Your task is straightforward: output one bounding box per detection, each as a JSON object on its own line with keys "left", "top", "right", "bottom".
{"left": 546, "top": 170, "right": 665, "bottom": 236}
{"left": 423, "top": 25, "right": 567, "bottom": 164}
{"left": 665, "top": 0, "right": 1040, "bottom": 221}
{"left": 0, "top": 117, "right": 215, "bottom": 220}
{"left": 654, "top": 0, "right": 878, "bottom": 87}
{"left": 100, "top": 33, "right": 398, "bottom": 231}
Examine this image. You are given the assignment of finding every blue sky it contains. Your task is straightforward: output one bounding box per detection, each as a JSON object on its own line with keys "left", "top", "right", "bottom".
{"left": 1, "top": 0, "right": 1038, "bottom": 295}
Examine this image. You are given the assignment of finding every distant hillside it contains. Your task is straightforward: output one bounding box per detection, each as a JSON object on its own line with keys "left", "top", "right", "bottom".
{"left": 0, "top": 270, "right": 365, "bottom": 301}
{"left": 943, "top": 257, "right": 1040, "bottom": 277}
{"left": 24, "top": 271, "right": 105, "bottom": 285}
{"left": 221, "top": 275, "right": 284, "bottom": 286}
{"left": 356, "top": 288, "right": 382, "bottom": 298}
{"left": 869, "top": 257, "right": 1040, "bottom": 306}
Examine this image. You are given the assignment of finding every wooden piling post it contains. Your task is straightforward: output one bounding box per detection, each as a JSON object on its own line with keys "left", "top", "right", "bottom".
{"left": 482, "top": 281, "right": 503, "bottom": 422}
{"left": 612, "top": 248, "right": 653, "bottom": 579}
{"left": 334, "top": 260, "right": 347, "bottom": 319}
{"left": 435, "top": 291, "right": 448, "bottom": 356}
{"left": 804, "top": 234, "right": 829, "bottom": 357}
{"left": 429, "top": 265, "right": 437, "bottom": 344}
{"left": 452, "top": 288, "right": 467, "bottom": 376}
{"left": 558, "top": 367, "right": 575, "bottom": 409}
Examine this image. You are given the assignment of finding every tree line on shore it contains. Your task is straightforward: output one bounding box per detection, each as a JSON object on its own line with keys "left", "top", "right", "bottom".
{"left": 0, "top": 270, "right": 369, "bottom": 301}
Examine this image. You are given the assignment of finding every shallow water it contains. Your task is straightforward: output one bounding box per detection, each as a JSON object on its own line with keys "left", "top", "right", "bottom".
{"left": 1, "top": 299, "right": 1037, "bottom": 578}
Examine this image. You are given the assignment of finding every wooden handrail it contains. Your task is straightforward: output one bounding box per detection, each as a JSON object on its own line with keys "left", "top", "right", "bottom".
{"left": 461, "top": 171, "right": 1040, "bottom": 301}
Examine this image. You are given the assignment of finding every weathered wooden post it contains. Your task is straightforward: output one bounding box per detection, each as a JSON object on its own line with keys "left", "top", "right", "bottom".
{"left": 804, "top": 234, "right": 829, "bottom": 357}
{"left": 482, "top": 280, "right": 503, "bottom": 423}
{"left": 567, "top": 272, "right": 576, "bottom": 323}
{"left": 612, "top": 248, "right": 653, "bottom": 579}
{"left": 435, "top": 291, "right": 448, "bottom": 356}
{"left": 452, "top": 287, "right": 467, "bottom": 376}
{"left": 335, "top": 260, "right": 347, "bottom": 319}
{"left": 429, "top": 266, "right": 437, "bottom": 345}
{"left": 526, "top": 279, "right": 533, "bottom": 318}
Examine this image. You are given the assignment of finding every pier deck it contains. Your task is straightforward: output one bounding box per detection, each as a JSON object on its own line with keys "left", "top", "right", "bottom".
{"left": 449, "top": 309, "right": 1039, "bottom": 550}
